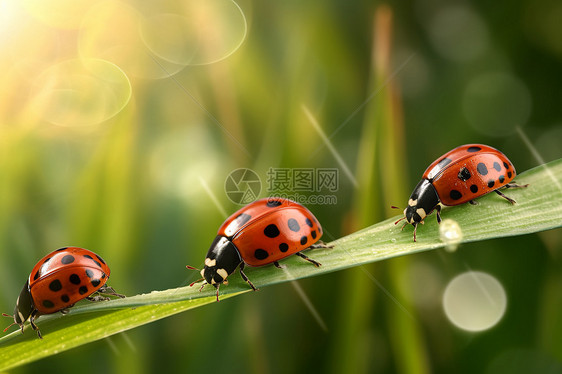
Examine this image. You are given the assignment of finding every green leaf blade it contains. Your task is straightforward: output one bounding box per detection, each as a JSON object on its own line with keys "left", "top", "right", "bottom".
{"left": 1, "top": 159, "right": 561, "bottom": 370}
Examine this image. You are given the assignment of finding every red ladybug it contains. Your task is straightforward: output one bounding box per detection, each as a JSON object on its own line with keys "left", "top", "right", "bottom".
{"left": 396, "top": 144, "right": 528, "bottom": 241}
{"left": 188, "top": 197, "right": 329, "bottom": 301}
{"left": 3, "top": 247, "right": 123, "bottom": 339}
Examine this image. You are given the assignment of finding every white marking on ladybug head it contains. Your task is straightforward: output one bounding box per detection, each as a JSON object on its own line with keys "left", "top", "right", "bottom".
{"left": 17, "top": 311, "right": 25, "bottom": 324}
{"left": 416, "top": 208, "right": 427, "bottom": 220}
{"left": 216, "top": 268, "right": 228, "bottom": 281}
{"left": 205, "top": 258, "right": 217, "bottom": 267}
{"left": 200, "top": 269, "right": 205, "bottom": 278}
{"left": 408, "top": 198, "right": 418, "bottom": 207}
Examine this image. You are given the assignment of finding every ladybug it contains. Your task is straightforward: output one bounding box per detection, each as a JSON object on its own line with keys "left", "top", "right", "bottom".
{"left": 2, "top": 247, "right": 124, "bottom": 339}
{"left": 396, "top": 144, "right": 528, "bottom": 241}
{"left": 188, "top": 197, "right": 330, "bottom": 301}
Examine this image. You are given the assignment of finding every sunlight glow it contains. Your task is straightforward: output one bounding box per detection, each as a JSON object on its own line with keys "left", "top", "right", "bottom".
{"left": 302, "top": 105, "right": 358, "bottom": 188}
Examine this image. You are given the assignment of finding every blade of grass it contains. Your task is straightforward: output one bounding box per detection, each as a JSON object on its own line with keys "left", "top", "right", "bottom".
{"left": 1, "top": 159, "right": 561, "bottom": 370}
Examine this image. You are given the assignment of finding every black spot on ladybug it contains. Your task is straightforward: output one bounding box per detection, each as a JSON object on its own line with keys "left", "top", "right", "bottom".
{"left": 499, "top": 175, "right": 505, "bottom": 183}
{"left": 450, "top": 190, "right": 463, "bottom": 200}
{"left": 437, "top": 157, "right": 452, "bottom": 169}
{"left": 55, "top": 247, "right": 68, "bottom": 252}
{"left": 91, "top": 279, "right": 101, "bottom": 288}
{"left": 61, "top": 255, "right": 75, "bottom": 264}
{"left": 33, "top": 271, "right": 40, "bottom": 281}
{"left": 254, "top": 249, "right": 269, "bottom": 260}
{"left": 507, "top": 171, "right": 512, "bottom": 179}
{"left": 49, "top": 279, "right": 62, "bottom": 292}
{"left": 101, "top": 273, "right": 107, "bottom": 279}
{"left": 266, "top": 200, "right": 282, "bottom": 207}
{"left": 61, "top": 294, "right": 70, "bottom": 303}
{"left": 279, "top": 243, "right": 289, "bottom": 252}
{"left": 311, "top": 230, "right": 317, "bottom": 239}
{"left": 288, "top": 218, "right": 300, "bottom": 232}
{"left": 458, "top": 167, "right": 471, "bottom": 181}
{"left": 69, "top": 274, "right": 81, "bottom": 285}
{"left": 79, "top": 286, "right": 89, "bottom": 295}
{"left": 503, "top": 162, "right": 509, "bottom": 169}
{"left": 42, "top": 300, "right": 55, "bottom": 308}
{"left": 487, "top": 180, "right": 495, "bottom": 188}
{"left": 300, "top": 236, "right": 308, "bottom": 245}
{"left": 467, "top": 146, "right": 482, "bottom": 152}
{"left": 264, "top": 224, "right": 280, "bottom": 238}
{"left": 95, "top": 255, "right": 106, "bottom": 265}
{"left": 305, "top": 218, "right": 313, "bottom": 228}
{"left": 477, "top": 163, "right": 488, "bottom": 176}
{"left": 470, "top": 184, "right": 478, "bottom": 193}
{"left": 493, "top": 162, "right": 501, "bottom": 171}
{"left": 83, "top": 255, "right": 101, "bottom": 268}
{"left": 85, "top": 269, "right": 94, "bottom": 278}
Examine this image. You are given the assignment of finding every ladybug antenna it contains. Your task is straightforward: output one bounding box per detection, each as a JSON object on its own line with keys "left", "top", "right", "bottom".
{"left": 186, "top": 265, "right": 206, "bottom": 287}
{"left": 394, "top": 216, "right": 406, "bottom": 225}
{"left": 2, "top": 313, "right": 17, "bottom": 333}
{"left": 391, "top": 205, "right": 407, "bottom": 225}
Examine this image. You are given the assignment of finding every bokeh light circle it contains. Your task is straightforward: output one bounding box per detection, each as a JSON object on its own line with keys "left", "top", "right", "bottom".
{"left": 21, "top": 0, "right": 97, "bottom": 29}
{"left": 139, "top": 0, "right": 247, "bottom": 66}
{"left": 30, "top": 58, "right": 132, "bottom": 127}
{"left": 79, "top": 1, "right": 185, "bottom": 79}
{"left": 463, "top": 72, "right": 532, "bottom": 136}
{"left": 443, "top": 271, "right": 507, "bottom": 332}
{"left": 427, "top": 5, "right": 489, "bottom": 62}
{"left": 79, "top": 0, "right": 247, "bottom": 79}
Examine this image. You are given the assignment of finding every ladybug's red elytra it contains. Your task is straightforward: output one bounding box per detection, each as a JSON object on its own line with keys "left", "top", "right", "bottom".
{"left": 188, "top": 197, "right": 330, "bottom": 301}
{"left": 2, "top": 247, "right": 124, "bottom": 339}
{"left": 396, "top": 144, "right": 528, "bottom": 241}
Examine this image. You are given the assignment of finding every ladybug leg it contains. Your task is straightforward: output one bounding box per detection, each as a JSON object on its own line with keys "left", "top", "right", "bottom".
{"left": 505, "top": 182, "right": 529, "bottom": 189}
{"left": 435, "top": 205, "right": 442, "bottom": 224}
{"left": 469, "top": 200, "right": 479, "bottom": 205}
{"left": 29, "top": 310, "right": 42, "bottom": 340}
{"left": 198, "top": 282, "right": 207, "bottom": 292}
{"left": 295, "top": 252, "right": 321, "bottom": 267}
{"left": 97, "top": 284, "right": 126, "bottom": 299}
{"left": 214, "top": 284, "right": 221, "bottom": 302}
{"left": 273, "top": 261, "right": 283, "bottom": 269}
{"left": 308, "top": 240, "right": 334, "bottom": 249}
{"left": 239, "top": 263, "right": 258, "bottom": 291}
{"left": 60, "top": 305, "right": 74, "bottom": 315}
{"left": 494, "top": 189, "right": 516, "bottom": 205}
{"left": 413, "top": 223, "right": 418, "bottom": 242}
{"left": 86, "top": 294, "right": 109, "bottom": 302}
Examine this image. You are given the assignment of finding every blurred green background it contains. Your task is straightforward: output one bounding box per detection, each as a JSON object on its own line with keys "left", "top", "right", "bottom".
{"left": 1, "top": 0, "right": 561, "bottom": 373}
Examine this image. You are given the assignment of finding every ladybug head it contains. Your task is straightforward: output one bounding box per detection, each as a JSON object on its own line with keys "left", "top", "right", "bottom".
{"left": 404, "top": 179, "right": 439, "bottom": 226}
{"left": 202, "top": 236, "right": 243, "bottom": 287}
{"left": 3, "top": 281, "right": 34, "bottom": 334}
